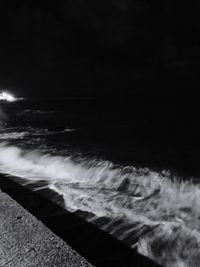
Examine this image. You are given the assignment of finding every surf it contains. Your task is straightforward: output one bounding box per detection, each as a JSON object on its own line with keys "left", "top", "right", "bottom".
{"left": 0, "top": 142, "right": 199, "bottom": 266}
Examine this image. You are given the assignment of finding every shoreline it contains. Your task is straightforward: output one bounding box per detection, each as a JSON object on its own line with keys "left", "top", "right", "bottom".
{"left": 0, "top": 173, "right": 162, "bottom": 267}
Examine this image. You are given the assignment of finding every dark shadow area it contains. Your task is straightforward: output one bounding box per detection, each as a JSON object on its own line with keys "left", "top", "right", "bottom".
{"left": 0, "top": 174, "right": 162, "bottom": 267}
{"left": 0, "top": 1, "right": 200, "bottom": 96}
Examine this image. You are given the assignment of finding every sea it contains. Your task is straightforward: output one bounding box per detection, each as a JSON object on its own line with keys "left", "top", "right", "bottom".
{"left": 0, "top": 93, "right": 200, "bottom": 267}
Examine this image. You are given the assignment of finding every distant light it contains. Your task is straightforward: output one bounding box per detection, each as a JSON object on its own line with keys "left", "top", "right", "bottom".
{"left": 0, "top": 91, "right": 16, "bottom": 102}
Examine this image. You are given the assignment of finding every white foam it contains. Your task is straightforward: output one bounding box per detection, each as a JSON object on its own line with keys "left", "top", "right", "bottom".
{"left": 0, "top": 142, "right": 199, "bottom": 266}
{"left": 0, "top": 132, "right": 27, "bottom": 140}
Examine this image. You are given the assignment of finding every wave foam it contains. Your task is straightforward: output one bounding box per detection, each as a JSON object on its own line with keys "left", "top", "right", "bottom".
{"left": 0, "top": 142, "right": 199, "bottom": 266}
{"left": 0, "top": 132, "right": 27, "bottom": 140}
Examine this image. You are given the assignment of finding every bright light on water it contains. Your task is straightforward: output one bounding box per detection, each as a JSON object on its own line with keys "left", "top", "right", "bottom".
{"left": 0, "top": 91, "right": 16, "bottom": 102}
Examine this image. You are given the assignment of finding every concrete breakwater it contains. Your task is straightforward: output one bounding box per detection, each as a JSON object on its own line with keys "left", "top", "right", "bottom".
{"left": 0, "top": 190, "right": 92, "bottom": 267}
{"left": 0, "top": 175, "right": 162, "bottom": 267}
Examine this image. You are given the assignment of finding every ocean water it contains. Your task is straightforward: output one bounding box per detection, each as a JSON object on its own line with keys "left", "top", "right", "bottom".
{"left": 0, "top": 95, "right": 200, "bottom": 267}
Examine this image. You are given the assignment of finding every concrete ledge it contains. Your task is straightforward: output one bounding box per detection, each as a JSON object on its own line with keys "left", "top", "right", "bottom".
{"left": 0, "top": 192, "right": 93, "bottom": 267}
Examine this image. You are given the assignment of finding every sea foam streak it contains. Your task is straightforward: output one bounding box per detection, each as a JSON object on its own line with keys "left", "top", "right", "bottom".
{"left": 0, "top": 132, "right": 27, "bottom": 139}
{"left": 0, "top": 128, "right": 75, "bottom": 140}
{"left": 0, "top": 142, "right": 199, "bottom": 267}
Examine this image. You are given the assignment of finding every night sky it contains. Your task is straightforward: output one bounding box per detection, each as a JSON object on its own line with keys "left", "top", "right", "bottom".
{"left": 0, "top": 1, "right": 200, "bottom": 97}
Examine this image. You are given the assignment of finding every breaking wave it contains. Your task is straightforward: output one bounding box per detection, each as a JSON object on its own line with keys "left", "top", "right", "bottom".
{"left": 0, "top": 143, "right": 199, "bottom": 266}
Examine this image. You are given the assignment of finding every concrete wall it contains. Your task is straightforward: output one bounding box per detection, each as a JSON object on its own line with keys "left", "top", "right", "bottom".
{"left": 0, "top": 192, "right": 93, "bottom": 267}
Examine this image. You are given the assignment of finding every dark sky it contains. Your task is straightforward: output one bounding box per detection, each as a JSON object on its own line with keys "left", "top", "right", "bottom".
{"left": 0, "top": 1, "right": 200, "bottom": 97}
